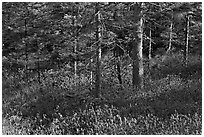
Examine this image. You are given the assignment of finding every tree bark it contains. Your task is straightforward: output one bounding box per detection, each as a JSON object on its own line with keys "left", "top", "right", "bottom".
{"left": 90, "top": 49, "right": 93, "bottom": 87}
{"left": 115, "top": 46, "right": 122, "bottom": 85}
{"left": 163, "top": 18, "right": 173, "bottom": 62}
{"left": 36, "top": 40, "right": 41, "bottom": 85}
{"left": 116, "top": 57, "right": 122, "bottom": 85}
{"left": 148, "top": 27, "right": 152, "bottom": 70}
{"left": 24, "top": 18, "right": 28, "bottom": 81}
{"left": 185, "top": 15, "right": 190, "bottom": 65}
{"left": 95, "top": 3, "right": 101, "bottom": 98}
{"left": 168, "top": 21, "right": 173, "bottom": 53}
{"left": 73, "top": 15, "right": 78, "bottom": 83}
{"left": 132, "top": 3, "right": 144, "bottom": 90}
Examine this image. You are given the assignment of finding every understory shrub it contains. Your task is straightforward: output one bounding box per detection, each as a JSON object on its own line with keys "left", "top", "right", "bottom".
{"left": 2, "top": 105, "right": 202, "bottom": 135}
{"left": 2, "top": 53, "right": 202, "bottom": 135}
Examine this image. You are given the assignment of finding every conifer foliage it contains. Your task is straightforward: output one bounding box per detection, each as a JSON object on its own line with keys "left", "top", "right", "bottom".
{"left": 2, "top": 2, "right": 202, "bottom": 135}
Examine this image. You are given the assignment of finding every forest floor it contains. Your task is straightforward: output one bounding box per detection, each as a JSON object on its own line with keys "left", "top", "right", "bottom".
{"left": 2, "top": 54, "right": 202, "bottom": 135}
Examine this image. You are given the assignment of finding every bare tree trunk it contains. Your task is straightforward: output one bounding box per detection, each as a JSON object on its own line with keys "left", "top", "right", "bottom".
{"left": 114, "top": 47, "right": 123, "bottom": 85}
{"left": 24, "top": 18, "right": 28, "bottom": 82}
{"left": 167, "top": 21, "right": 173, "bottom": 53}
{"left": 13, "top": 57, "right": 18, "bottom": 86}
{"left": 185, "top": 15, "right": 190, "bottom": 65}
{"left": 90, "top": 49, "right": 93, "bottom": 87}
{"left": 148, "top": 27, "right": 152, "bottom": 81}
{"left": 163, "top": 19, "right": 173, "bottom": 62}
{"left": 148, "top": 27, "right": 152, "bottom": 70}
{"left": 36, "top": 39, "right": 41, "bottom": 85}
{"left": 138, "top": 13, "right": 144, "bottom": 89}
{"left": 116, "top": 56, "right": 122, "bottom": 85}
{"left": 37, "top": 58, "right": 41, "bottom": 84}
{"left": 74, "top": 41, "right": 77, "bottom": 79}
{"left": 95, "top": 3, "right": 101, "bottom": 98}
{"left": 72, "top": 15, "right": 78, "bottom": 84}
{"left": 149, "top": 28, "right": 152, "bottom": 61}
{"left": 114, "top": 46, "right": 122, "bottom": 85}
{"left": 132, "top": 3, "right": 144, "bottom": 90}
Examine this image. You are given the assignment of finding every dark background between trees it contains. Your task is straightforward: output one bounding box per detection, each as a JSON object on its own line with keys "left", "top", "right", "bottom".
{"left": 2, "top": 2, "right": 202, "bottom": 135}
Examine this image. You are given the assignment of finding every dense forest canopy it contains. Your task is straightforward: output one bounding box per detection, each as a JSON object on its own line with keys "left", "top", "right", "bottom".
{"left": 2, "top": 2, "right": 201, "bottom": 64}
{"left": 2, "top": 2, "right": 202, "bottom": 87}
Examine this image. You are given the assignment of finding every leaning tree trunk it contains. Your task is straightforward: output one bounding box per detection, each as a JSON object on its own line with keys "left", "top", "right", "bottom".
{"left": 132, "top": 3, "right": 144, "bottom": 90}
{"left": 185, "top": 15, "right": 190, "bottom": 65}
{"left": 95, "top": 3, "right": 101, "bottom": 98}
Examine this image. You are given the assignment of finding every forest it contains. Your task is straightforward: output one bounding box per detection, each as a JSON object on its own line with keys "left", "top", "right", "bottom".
{"left": 2, "top": 2, "right": 202, "bottom": 135}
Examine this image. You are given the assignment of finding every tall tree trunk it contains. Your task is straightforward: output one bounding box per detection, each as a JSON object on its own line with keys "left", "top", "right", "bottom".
{"left": 74, "top": 42, "right": 77, "bottom": 79}
{"left": 13, "top": 56, "right": 18, "bottom": 86}
{"left": 132, "top": 3, "right": 144, "bottom": 90}
{"left": 37, "top": 58, "right": 41, "bottom": 84}
{"left": 24, "top": 5, "right": 30, "bottom": 83}
{"left": 167, "top": 21, "right": 173, "bottom": 53}
{"left": 148, "top": 27, "right": 152, "bottom": 70}
{"left": 24, "top": 18, "right": 28, "bottom": 81}
{"left": 148, "top": 27, "right": 152, "bottom": 81}
{"left": 90, "top": 48, "right": 93, "bottom": 87}
{"left": 116, "top": 56, "right": 122, "bottom": 85}
{"left": 163, "top": 19, "right": 173, "bottom": 62}
{"left": 115, "top": 47, "right": 122, "bottom": 85}
{"left": 73, "top": 15, "right": 78, "bottom": 84}
{"left": 36, "top": 39, "right": 41, "bottom": 85}
{"left": 185, "top": 15, "right": 190, "bottom": 65}
{"left": 95, "top": 3, "right": 101, "bottom": 98}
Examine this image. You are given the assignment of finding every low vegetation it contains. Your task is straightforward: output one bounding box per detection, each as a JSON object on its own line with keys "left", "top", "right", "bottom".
{"left": 2, "top": 53, "right": 202, "bottom": 135}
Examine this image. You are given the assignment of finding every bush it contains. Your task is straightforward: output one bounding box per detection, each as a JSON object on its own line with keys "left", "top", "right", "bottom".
{"left": 149, "top": 53, "right": 201, "bottom": 80}
{"left": 2, "top": 105, "right": 202, "bottom": 135}
{"left": 2, "top": 53, "right": 202, "bottom": 135}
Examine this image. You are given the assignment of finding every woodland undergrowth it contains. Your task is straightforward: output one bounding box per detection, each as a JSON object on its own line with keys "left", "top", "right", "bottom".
{"left": 2, "top": 54, "right": 202, "bottom": 135}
